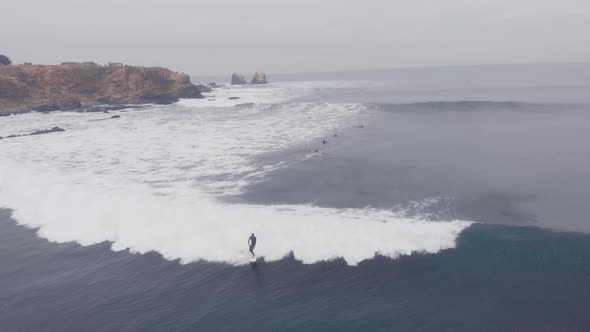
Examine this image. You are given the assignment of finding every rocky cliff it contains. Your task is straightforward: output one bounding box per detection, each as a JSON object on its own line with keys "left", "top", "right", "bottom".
{"left": 0, "top": 64, "right": 203, "bottom": 114}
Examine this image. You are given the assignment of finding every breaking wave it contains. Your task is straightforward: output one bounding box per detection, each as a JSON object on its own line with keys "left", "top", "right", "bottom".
{"left": 0, "top": 161, "right": 470, "bottom": 265}
{"left": 0, "top": 82, "right": 473, "bottom": 265}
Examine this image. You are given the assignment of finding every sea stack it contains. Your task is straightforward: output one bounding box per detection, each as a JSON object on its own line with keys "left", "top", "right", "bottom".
{"left": 251, "top": 72, "right": 268, "bottom": 84}
{"left": 231, "top": 73, "right": 247, "bottom": 85}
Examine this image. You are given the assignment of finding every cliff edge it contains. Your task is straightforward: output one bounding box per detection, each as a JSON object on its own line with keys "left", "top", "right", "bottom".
{"left": 0, "top": 64, "right": 203, "bottom": 114}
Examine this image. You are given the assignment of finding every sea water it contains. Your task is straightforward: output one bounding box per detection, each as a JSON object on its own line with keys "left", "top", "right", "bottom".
{"left": 1, "top": 63, "right": 590, "bottom": 331}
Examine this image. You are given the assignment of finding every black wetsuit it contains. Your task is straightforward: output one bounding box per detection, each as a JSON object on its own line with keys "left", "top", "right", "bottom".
{"left": 248, "top": 235, "right": 257, "bottom": 255}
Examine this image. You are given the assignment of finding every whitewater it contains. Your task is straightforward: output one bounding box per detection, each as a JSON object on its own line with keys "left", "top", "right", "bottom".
{"left": 0, "top": 82, "right": 471, "bottom": 265}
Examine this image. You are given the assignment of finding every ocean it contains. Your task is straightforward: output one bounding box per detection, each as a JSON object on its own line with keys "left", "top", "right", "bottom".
{"left": 1, "top": 63, "right": 590, "bottom": 331}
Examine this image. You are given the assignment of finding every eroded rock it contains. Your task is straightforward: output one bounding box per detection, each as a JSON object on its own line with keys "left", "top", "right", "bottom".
{"left": 196, "top": 84, "right": 212, "bottom": 93}
{"left": 30, "top": 126, "right": 66, "bottom": 135}
{"left": 251, "top": 72, "right": 268, "bottom": 84}
{"left": 231, "top": 73, "right": 247, "bottom": 85}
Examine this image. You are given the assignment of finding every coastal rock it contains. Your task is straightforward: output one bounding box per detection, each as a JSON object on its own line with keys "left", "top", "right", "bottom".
{"left": 251, "top": 72, "right": 268, "bottom": 84}
{"left": 196, "top": 84, "right": 212, "bottom": 93}
{"left": 2, "top": 126, "right": 66, "bottom": 139}
{"left": 34, "top": 102, "right": 81, "bottom": 112}
{"left": 76, "top": 103, "right": 142, "bottom": 113}
{"left": 0, "top": 64, "right": 204, "bottom": 114}
{"left": 173, "top": 85, "right": 202, "bottom": 100}
{"left": 208, "top": 82, "right": 218, "bottom": 88}
{"left": 30, "top": 126, "right": 65, "bottom": 135}
{"left": 231, "top": 73, "right": 247, "bottom": 85}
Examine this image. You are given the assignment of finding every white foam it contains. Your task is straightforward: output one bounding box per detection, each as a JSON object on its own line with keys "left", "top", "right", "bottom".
{"left": 0, "top": 81, "right": 472, "bottom": 265}
{"left": 177, "top": 81, "right": 309, "bottom": 108}
{"left": 176, "top": 80, "right": 383, "bottom": 108}
{"left": 0, "top": 161, "right": 470, "bottom": 266}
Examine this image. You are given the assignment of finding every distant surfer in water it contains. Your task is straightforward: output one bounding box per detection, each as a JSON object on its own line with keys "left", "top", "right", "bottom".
{"left": 248, "top": 233, "right": 257, "bottom": 257}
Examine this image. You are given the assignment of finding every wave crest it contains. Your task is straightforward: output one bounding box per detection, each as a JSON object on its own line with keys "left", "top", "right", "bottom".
{"left": 0, "top": 161, "right": 471, "bottom": 265}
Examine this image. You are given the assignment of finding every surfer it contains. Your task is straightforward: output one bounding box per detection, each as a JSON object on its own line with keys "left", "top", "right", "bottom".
{"left": 248, "top": 233, "right": 257, "bottom": 257}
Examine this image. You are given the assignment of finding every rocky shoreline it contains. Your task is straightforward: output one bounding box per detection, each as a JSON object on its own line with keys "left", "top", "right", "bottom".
{"left": 0, "top": 64, "right": 204, "bottom": 115}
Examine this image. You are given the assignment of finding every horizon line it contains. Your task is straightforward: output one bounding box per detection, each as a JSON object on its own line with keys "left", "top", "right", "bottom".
{"left": 190, "top": 61, "right": 590, "bottom": 79}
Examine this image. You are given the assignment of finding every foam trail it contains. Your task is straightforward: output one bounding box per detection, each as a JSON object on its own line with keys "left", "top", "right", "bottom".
{"left": 0, "top": 162, "right": 470, "bottom": 266}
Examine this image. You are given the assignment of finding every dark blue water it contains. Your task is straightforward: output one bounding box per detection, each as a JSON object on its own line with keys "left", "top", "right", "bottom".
{"left": 3, "top": 208, "right": 590, "bottom": 331}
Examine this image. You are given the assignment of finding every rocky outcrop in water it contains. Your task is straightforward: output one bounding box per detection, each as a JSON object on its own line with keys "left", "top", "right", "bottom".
{"left": 251, "top": 72, "right": 268, "bottom": 84}
{"left": 0, "top": 64, "right": 203, "bottom": 115}
{"left": 231, "top": 73, "right": 247, "bottom": 85}
{"left": 1, "top": 126, "right": 66, "bottom": 139}
{"left": 30, "top": 126, "right": 66, "bottom": 135}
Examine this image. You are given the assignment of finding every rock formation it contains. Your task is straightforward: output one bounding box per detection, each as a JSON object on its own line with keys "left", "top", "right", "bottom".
{"left": 231, "top": 73, "right": 247, "bottom": 85}
{"left": 2, "top": 126, "right": 66, "bottom": 139}
{"left": 30, "top": 126, "right": 66, "bottom": 135}
{"left": 0, "top": 64, "right": 203, "bottom": 114}
{"left": 251, "top": 72, "right": 268, "bottom": 84}
{"left": 196, "top": 84, "right": 212, "bottom": 93}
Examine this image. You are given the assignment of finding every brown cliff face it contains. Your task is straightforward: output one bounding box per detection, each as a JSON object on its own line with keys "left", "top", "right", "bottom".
{"left": 0, "top": 64, "right": 203, "bottom": 114}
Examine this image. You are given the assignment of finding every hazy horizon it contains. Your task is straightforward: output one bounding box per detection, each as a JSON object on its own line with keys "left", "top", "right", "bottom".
{"left": 191, "top": 61, "right": 590, "bottom": 83}
{"left": 2, "top": 0, "right": 590, "bottom": 76}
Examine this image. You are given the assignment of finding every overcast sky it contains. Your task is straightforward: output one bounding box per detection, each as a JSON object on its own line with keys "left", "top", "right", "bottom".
{"left": 2, "top": 0, "right": 589, "bottom": 75}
